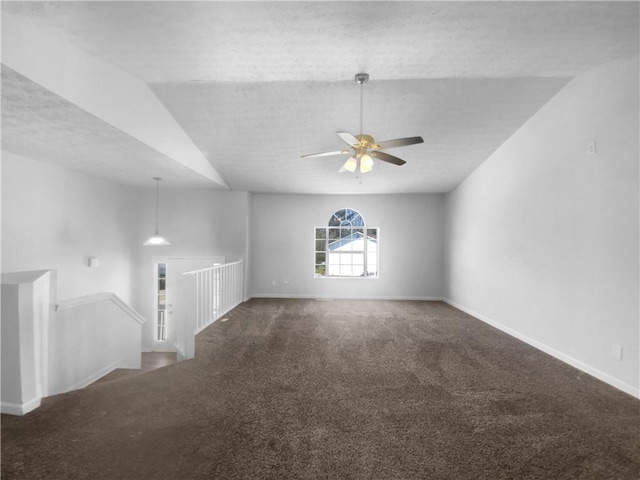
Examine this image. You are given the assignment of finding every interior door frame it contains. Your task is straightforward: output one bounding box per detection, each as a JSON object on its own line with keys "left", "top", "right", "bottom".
{"left": 150, "top": 256, "right": 225, "bottom": 352}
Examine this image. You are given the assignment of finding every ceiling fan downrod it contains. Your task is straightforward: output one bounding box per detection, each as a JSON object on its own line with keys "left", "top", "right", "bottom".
{"left": 355, "top": 73, "right": 369, "bottom": 136}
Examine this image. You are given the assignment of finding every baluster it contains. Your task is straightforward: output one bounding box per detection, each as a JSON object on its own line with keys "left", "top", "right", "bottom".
{"left": 220, "top": 265, "right": 225, "bottom": 315}
{"left": 218, "top": 267, "right": 222, "bottom": 316}
{"left": 234, "top": 264, "right": 238, "bottom": 305}
{"left": 210, "top": 268, "right": 214, "bottom": 324}
{"left": 206, "top": 269, "right": 211, "bottom": 326}
{"left": 233, "top": 265, "right": 237, "bottom": 305}
{"left": 198, "top": 272, "right": 203, "bottom": 331}
{"left": 236, "top": 264, "right": 240, "bottom": 304}
{"left": 233, "top": 264, "right": 238, "bottom": 305}
{"left": 229, "top": 266, "right": 234, "bottom": 309}
{"left": 222, "top": 265, "right": 227, "bottom": 315}
{"left": 214, "top": 267, "right": 219, "bottom": 317}
{"left": 194, "top": 273, "right": 198, "bottom": 332}
{"left": 200, "top": 271, "right": 207, "bottom": 329}
{"left": 191, "top": 273, "right": 195, "bottom": 333}
{"left": 230, "top": 264, "right": 234, "bottom": 310}
{"left": 198, "top": 271, "right": 202, "bottom": 330}
{"left": 201, "top": 271, "right": 205, "bottom": 330}
{"left": 201, "top": 271, "right": 206, "bottom": 331}
{"left": 224, "top": 266, "right": 229, "bottom": 312}
{"left": 227, "top": 265, "right": 231, "bottom": 311}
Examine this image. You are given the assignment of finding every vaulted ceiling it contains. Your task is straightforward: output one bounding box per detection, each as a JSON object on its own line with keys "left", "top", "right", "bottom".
{"left": 2, "top": 1, "right": 638, "bottom": 193}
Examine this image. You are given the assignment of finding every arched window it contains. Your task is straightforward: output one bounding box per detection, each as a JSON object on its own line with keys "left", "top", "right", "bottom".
{"left": 315, "top": 208, "right": 378, "bottom": 278}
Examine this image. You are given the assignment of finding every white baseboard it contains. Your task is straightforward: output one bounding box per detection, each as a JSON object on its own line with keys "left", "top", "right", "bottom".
{"left": 1, "top": 396, "right": 42, "bottom": 416}
{"left": 249, "top": 294, "right": 445, "bottom": 301}
{"left": 66, "top": 361, "right": 122, "bottom": 392}
{"left": 443, "top": 298, "right": 640, "bottom": 399}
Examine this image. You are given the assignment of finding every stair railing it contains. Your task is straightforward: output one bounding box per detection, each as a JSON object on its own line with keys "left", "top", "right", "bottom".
{"left": 174, "top": 259, "right": 244, "bottom": 361}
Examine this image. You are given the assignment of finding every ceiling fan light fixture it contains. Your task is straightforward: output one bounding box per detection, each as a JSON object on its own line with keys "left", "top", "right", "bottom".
{"left": 341, "top": 155, "right": 358, "bottom": 173}
{"left": 301, "top": 72, "right": 423, "bottom": 172}
{"left": 360, "top": 154, "right": 373, "bottom": 174}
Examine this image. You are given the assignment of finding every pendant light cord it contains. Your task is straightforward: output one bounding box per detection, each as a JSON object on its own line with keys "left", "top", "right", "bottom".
{"left": 154, "top": 177, "right": 161, "bottom": 235}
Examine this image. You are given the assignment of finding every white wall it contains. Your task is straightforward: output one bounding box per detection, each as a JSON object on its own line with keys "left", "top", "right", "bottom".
{"left": 1, "top": 270, "right": 52, "bottom": 415}
{"left": 1, "top": 152, "right": 139, "bottom": 304}
{"left": 250, "top": 194, "right": 445, "bottom": 299}
{"left": 1, "top": 151, "right": 252, "bottom": 355}
{"left": 49, "top": 293, "right": 143, "bottom": 396}
{"left": 133, "top": 188, "right": 251, "bottom": 350}
{"left": 445, "top": 56, "right": 639, "bottom": 396}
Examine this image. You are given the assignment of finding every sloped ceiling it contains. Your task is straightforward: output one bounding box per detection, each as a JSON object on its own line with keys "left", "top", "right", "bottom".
{"left": 2, "top": 1, "right": 638, "bottom": 192}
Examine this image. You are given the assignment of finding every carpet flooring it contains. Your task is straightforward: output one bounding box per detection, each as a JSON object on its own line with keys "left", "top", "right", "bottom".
{"left": 2, "top": 299, "right": 638, "bottom": 479}
{"left": 90, "top": 352, "right": 178, "bottom": 386}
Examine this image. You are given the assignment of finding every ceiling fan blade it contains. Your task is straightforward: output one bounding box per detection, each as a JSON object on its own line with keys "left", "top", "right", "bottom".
{"left": 373, "top": 136, "right": 424, "bottom": 150}
{"left": 337, "top": 132, "right": 359, "bottom": 147}
{"left": 301, "top": 150, "right": 350, "bottom": 158}
{"left": 370, "top": 150, "right": 406, "bottom": 166}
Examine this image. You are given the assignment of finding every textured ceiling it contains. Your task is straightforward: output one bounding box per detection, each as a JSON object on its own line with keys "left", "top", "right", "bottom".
{"left": 5, "top": 1, "right": 639, "bottom": 83}
{"left": 1, "top": 1, "right": 639, "bottom": 193}
{"left": 1, "top": 66, "right": 216, "bottom": 188}
{"left": 151, "top": 77, "right": 570, "bottom": 193}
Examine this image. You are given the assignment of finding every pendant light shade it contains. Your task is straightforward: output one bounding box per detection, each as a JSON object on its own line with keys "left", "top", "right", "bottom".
{"left": 144, "top": 234, "right": 170, "bottom": 246}
{"left": 143, "top": 177, "right": 170, "bottom": 246}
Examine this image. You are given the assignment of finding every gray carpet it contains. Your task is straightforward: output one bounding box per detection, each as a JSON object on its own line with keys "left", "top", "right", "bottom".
{"left": 2, "top": 299, "right": 639, "bottom": 479}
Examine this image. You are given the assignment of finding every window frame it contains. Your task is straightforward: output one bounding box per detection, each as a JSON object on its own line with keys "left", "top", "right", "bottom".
{"left": 155, "top": 262, "right": 167, "bottom": 342}
{"left": 314, "top": 209, "right": 379, "bottom": 280}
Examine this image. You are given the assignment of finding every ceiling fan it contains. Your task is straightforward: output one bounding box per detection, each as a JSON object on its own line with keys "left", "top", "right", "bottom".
{"left": 301, "top": 73, "right": 423, "bottom": 174}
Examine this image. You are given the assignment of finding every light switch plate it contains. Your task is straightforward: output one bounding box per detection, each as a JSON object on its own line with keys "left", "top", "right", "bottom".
{"left": 610, "top": 344, "right": 623, "bottom": 360}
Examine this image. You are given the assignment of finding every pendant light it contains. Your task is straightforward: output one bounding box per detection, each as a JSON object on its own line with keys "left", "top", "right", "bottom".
{"left": 143, "top": 177, "right": 170, "bottom": 246}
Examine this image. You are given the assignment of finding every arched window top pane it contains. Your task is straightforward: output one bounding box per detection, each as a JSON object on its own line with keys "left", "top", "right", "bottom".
{"left": 328, "top": 209, "right": 365, "bottom": 227}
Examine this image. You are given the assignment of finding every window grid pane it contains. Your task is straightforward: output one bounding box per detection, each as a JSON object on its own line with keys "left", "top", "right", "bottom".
{"left": 315, "top": 217, "right": 378, "bottom": 279}
{"left": 156, "top": 263, "right": 168, "bottom": 341}
{"left": 157, "top": 310, "right": 166, "bottom": 342}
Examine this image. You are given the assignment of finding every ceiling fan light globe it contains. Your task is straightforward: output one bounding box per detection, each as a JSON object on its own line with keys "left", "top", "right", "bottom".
{"left": 341, "top": 156, "right": 358, "bottom": 173}
{"left": 360, "top": 154, "right": 374, "bottom": 174}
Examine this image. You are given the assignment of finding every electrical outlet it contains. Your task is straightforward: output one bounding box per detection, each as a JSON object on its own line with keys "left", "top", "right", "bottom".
{"left": 587, "top": 141, "right": 597, "bottom": 156}
{"left": 610, "top": 344, "right": 623, "bottom": 361}
{"left": 284, "top": 280, "right": 289, "bottom": 285}
{"left": 271, "top": 280, "right": 276, "bottom": 287}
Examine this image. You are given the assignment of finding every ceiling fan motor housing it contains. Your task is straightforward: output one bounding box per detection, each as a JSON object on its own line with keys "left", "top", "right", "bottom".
{"left": 355, "top": 134, "right": 376, "bottom": 151}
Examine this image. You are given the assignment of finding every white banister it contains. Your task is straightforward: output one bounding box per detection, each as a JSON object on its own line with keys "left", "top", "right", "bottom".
{"left": 56, "top": 292, "right": 145, "bottom": 325}
{"left": 48, "top": 293, "right": 145, "bottom": 396}
{"left": 174, "top": 260, "right": 244, "bottom": 361}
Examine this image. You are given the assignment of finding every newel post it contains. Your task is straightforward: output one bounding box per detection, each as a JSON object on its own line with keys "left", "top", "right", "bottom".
{"left": 175, "top": 274, "right": 197, "bottom": 361}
